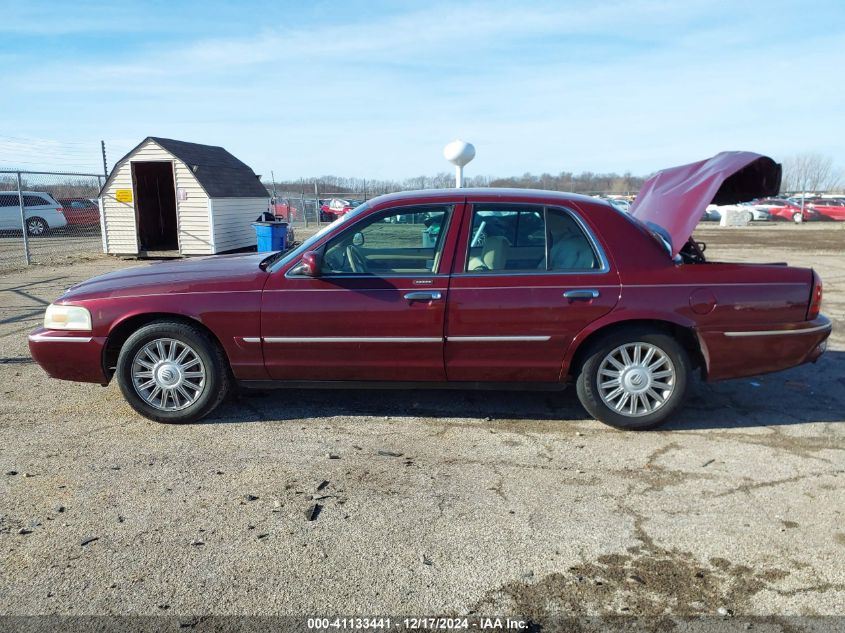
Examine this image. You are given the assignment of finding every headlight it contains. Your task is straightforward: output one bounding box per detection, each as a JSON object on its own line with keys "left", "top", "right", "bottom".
{"left": 44, "top": 304, "right": 92, "bottom": 331}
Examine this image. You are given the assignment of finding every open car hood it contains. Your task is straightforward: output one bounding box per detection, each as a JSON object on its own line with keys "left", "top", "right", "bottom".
{"left": 629, "top": 151, "right": 781, "bottom": 255}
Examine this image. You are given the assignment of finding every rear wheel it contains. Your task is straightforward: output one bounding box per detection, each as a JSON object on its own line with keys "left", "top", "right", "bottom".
{"left": 742, "top": 211, "right": 754, "bottom": 223}
{"left": 26, "top": 217, "right": 48, "bottom": 236}
{"left": 575, "top": 328, "right": 690, "bottom": 430}
{"left": 792, "top": 212, "right": 804, "bottom": 224}
{"left": 116, "top": 321, "right": 230, "bottom": 423}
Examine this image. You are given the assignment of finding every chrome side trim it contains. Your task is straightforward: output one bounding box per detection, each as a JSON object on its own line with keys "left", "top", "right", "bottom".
{"left": 285, "top": 272, "right": 450, "bottom": 280}
{"left": 241, "top": 337, "right": 261, "bottom": 343}
{"left": 456, "top": 270, "right": 612, "bottom": 278}
{"left": 723, "top": 324, "right": 832, "bottom": 337}
{"left": 450, "top": 284, "right": 619, "bottom": 291}
{"left": 28, "top": 334, "right": 93, "bottom": 343}
{"left": 446, "top": 335, "right": 551, "bottom": 342}
{"left": 625, "top": 282, "right": 809, "bottom": 288}
{"left": 263, "top": 336, "right": 442, "bottom": 343}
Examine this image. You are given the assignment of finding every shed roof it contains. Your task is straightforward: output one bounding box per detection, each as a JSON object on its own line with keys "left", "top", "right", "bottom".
{"left": 103, "top": 136, "right": 269, "bottom": 198}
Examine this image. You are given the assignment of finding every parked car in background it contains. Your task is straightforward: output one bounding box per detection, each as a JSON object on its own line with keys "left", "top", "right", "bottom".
{"left": 0, "top": 191, "right": 67, "bottom": 235}
{"left": 752, "top": 198, "right": 816, "bottom": 223}
{"left": 607, "top": 198, "right": 631, "bottom": 213}
{"left": 270, "top": 197, "right": 298, "bottom": 223}
{"left": 701, "top": 206, "right": 721, "bottom": 221}
{"left": 320, "top": 198, "right": 363, "bottom": 222}
{"left": 57, "top": 197, "right": 100, "bottom": 226}
{"left": 29, "top": 151, "right": 830, "bottom": 431}
{"left": 704, "top": 203, "right": 770, "bottom": 223}
{"left": 806, "top": 197, "right": 845, "bottom": 221}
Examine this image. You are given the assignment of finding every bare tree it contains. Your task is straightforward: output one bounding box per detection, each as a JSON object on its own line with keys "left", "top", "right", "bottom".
{"left": 781, "top": 153, "right": 842, "bottom": 193}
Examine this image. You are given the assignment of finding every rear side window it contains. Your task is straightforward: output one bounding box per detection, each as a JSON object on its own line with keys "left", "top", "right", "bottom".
{"left": 465, "top": 204, "right": 601, "bottom": 272}
{"left": 23, "top": 194, "right": 52, "bottom": 207}
{"left": 0, "top": 194, "right": 18, "bottom": 207}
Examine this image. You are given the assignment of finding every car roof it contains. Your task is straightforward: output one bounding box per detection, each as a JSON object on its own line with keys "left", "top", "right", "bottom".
{"left": 366, "top": 187, "right": 606, "bottom": 207}
{"left": 0, "top": 191, "right": 55, "bottom": 196}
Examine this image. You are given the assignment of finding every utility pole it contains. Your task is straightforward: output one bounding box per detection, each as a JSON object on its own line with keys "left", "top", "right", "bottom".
{"left": 101, "top": 140, "right": 108, "bottom": 177}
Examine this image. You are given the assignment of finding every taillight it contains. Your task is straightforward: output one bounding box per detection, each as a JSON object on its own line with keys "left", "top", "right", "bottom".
{"left": 807, "top": 270, "right": 823, "bottom": 320}
{"left": 56, "top": 207, "right": 64, "bottom": 214}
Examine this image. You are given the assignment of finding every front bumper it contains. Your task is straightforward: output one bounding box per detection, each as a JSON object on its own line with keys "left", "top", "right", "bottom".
{"left": 700, "top": 315, "right": 832, "bottom": 381}
{"left": 28, "top": 328, "right": 109, "bottom": 385}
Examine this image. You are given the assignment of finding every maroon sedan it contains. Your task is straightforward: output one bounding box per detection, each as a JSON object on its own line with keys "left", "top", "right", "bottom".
{"left": 29, "top": 152, "right": 831, "bottom": 430}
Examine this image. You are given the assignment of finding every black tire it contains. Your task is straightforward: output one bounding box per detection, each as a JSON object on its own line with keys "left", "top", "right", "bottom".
{"left": 26, "top": 217, "right": 48, "bottom": 236}
{"left": 575, "top": 328, "right": 690, "bottom": 430}
{"left": 115, "top": 321, "right": 231, "bottom": 423}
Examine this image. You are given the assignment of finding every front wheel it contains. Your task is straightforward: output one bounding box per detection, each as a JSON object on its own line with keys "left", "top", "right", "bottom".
{"left": 792, "top": 212, "right": 804, "bottom": 224}
{"left": 115, "top": 321, "right": 231, "bottom": 423}
{"left": 575, "top": 329, "right": 690, "bottom": 430}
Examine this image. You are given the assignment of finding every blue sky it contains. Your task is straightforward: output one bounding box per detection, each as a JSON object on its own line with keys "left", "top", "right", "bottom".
{"left": 1, "top": 0, "right": 843, "bottom": 180}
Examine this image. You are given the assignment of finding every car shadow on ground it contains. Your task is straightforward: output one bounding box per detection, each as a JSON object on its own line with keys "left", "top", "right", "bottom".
{"left": 204, "top": 351, "right": 845, "bottom": 431}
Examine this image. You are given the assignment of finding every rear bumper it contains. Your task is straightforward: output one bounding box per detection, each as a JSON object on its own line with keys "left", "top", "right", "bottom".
{"left": 28, "top": 328, "right": 109, "bottom": 385}
{"left": 701, "top": 315, "right": 832, "bottom": 381}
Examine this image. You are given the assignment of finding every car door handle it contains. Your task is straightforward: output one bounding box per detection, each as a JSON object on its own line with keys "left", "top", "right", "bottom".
{"left": 563, "top": 289, "right": 600, "bottom": 300}
{"left": 404, "top": 291, "right": 443, "bottom": 302}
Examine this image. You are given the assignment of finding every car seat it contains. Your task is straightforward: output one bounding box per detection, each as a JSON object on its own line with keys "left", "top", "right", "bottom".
{"left": 467, "top": 235, "right": 509, "bottom": 271}
{"left": 547, "top": 233, "right": 597, "bottom": 269}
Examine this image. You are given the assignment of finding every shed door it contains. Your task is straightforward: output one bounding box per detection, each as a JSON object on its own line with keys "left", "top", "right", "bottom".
{"left": 132, "top": 161, "right": 178, "bottom": 251}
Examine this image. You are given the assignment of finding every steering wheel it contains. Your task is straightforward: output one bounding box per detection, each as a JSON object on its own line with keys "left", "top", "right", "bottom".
{"left": 346, "top": 245, "right": 368, "bottom": 273}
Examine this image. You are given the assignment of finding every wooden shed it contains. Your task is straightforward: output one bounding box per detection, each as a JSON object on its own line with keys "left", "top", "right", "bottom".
{"left": 99, "top": 137, "right": 269, "bottom": 256}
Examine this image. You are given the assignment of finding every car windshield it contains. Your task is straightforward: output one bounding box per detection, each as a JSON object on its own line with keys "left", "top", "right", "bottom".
{"left": 263, "top": 203, "right": 370, "bottom": 272}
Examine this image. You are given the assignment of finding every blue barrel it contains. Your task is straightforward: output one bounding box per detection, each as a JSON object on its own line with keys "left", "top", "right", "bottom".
{"left": 252, "top": 221, "right": 288, "bottom": 252}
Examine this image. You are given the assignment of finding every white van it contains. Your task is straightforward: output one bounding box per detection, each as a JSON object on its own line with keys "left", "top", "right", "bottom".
{"left": 0, "top": 191, "right": 68, "bottom": 235}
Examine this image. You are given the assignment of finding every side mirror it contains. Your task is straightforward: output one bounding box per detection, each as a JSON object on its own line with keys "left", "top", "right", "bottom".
{"left": 352, "top": 232, "right": 365, "bottom": 247}
{"left": 292, "top": 251, "right": 321, "bottom": 277}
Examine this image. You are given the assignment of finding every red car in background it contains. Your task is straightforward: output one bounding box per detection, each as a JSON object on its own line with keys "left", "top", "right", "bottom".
{"left": 752, "top": 198, "right": 817, "bottom": 223}
{"left": 28, "top": 151, "right": 830, "bottom": 431}
{"left": 270, "top": 197, "right": 297, "bottom": 222}
{"left": 320, "top": 198, "right": 363, "bottom": 222}
{"left": 806, "top": 198, "right": 845, "bottom": 221}
{"left": 58, "top": 198, "right": 100, "bottom": 226}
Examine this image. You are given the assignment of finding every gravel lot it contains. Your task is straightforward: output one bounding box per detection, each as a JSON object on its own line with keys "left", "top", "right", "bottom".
{"left": 1, "top": 223, "right": 843, "bottom": 625}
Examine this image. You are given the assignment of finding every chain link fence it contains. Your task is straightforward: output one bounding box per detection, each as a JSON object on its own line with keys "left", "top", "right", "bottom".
{"left": 270, "top": 190, "right": 376, "bottom": 231}
{"left": 0, "top": 170, "right": 105, "bottom": 272}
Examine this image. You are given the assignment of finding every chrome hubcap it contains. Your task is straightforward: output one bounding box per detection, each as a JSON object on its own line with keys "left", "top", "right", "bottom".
{"left": 131, "top": 338, "right": 206, "bottom": 411}
{"left": 29, "top": 220, "right": 45, "bottom": 235}
{"left": 597, "top": 342, "right": 676, "bottom": 417}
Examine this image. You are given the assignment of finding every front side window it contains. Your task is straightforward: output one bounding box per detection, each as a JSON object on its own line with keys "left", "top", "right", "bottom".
{"left": 321, "top": 205, "right": 452, "bottom": 275}
{"left": 465, "top": 204, "right": 600, "bottom": 272}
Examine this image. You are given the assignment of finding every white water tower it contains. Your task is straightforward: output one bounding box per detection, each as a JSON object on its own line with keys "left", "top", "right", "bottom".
{"left": 443, "top": 139, "right": 475, "bottom": 188}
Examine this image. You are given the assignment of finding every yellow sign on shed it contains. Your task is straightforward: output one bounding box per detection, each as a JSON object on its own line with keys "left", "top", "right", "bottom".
{"left": 115, "top": 189, "right": 133, "bottom": 203}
